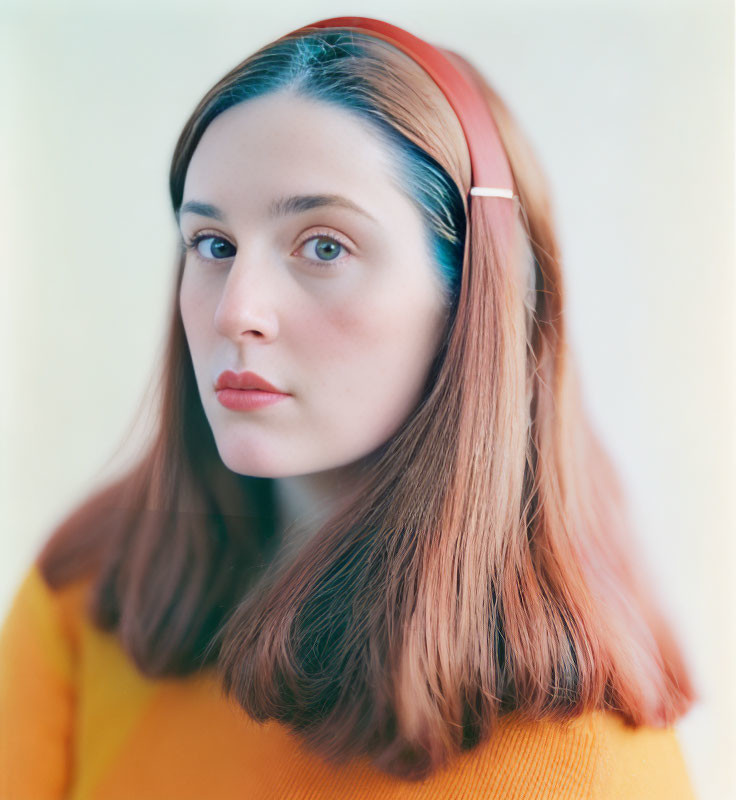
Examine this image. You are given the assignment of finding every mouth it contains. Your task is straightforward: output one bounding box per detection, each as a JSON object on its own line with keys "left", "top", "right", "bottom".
{"left": 213, "top": 369, "right": 290, "bottom": 412}
{"left": 214, "top": 369, "right": 288, "bottom": 394}
{"left": 215, "top": 387, "right": 289, "bottom": 411}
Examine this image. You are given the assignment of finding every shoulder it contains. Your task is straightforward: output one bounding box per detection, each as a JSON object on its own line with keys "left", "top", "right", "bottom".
{"left": 587, "top": 709, "right": 697, "bottom": 800}
{"left": 0, "top": 563, "right": 98, "bottom": 799}
{"left": 1, "top": 561, "right": 95, "bottom": 674}
{"left": 403, "top": 709, "right": 696, "bottom": 800}
{"left": 440, "top": 709, "right": 600, "bottom": 799}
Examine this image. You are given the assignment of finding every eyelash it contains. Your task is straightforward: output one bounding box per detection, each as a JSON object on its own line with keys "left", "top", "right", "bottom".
{"left": 182, "top": 229, "right": 352, "bottom": 269}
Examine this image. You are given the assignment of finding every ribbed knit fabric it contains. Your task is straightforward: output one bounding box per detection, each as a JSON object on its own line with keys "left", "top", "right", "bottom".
{"left": 0, "top": 562, "right": 697, "bottom": 800}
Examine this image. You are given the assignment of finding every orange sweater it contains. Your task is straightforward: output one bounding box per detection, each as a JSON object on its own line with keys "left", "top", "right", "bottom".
{"left": 0, "top": 562, "right": 697, "bottom": 800}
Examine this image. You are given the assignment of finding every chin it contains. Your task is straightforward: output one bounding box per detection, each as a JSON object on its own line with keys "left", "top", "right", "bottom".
{"left": 216, "top": 445, "right": 282, "bottom": 478}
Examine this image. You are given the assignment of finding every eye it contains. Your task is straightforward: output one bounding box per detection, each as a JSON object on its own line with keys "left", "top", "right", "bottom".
{"left": 295, "top": 232, "right": 351, "bottom": 267}
{"left": 181, "top": 230, "right": 352, "bottom": 268}
{"left": 183, "top": 234, "right": 235, "bottom": 262}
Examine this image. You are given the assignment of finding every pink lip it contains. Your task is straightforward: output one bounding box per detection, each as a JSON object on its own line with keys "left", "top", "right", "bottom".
{"left": 214, "top": 370, "right": 290, "bottom": 412}
{"left": 215, "top": 370, "right": 287, "bottom": 393}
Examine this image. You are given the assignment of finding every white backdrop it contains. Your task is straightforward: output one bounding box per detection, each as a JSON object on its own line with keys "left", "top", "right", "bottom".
{"left": 1, "top": 1, "right": 733, "bottom": 798}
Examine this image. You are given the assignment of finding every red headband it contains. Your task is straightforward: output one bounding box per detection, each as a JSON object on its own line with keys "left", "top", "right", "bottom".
{"left": 283, "top": 17, "right": 515, "bottom": 199}
{"left": 280, "top": 16, "right": 518, "bottom": 259}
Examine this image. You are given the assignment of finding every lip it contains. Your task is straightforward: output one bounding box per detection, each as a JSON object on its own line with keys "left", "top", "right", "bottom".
{"left": 214, "top": 369, "right": 290, "bottom": 412}
{"left": 214, "top": 370, "right": 288, "bottom": 394}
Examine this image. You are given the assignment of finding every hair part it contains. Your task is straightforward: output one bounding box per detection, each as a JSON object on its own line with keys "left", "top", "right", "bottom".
{"left": 38, "top": 29, "right": 697, "bottom": 781}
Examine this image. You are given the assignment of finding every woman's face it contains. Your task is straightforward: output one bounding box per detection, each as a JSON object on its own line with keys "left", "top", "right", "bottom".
{"left": 179, "top": 90, "right": 451, "bottom": 478}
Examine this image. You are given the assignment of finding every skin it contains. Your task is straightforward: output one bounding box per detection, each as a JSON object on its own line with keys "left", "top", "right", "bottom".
{"left": 178, "top": 89, "right": 450, "bottom": 545}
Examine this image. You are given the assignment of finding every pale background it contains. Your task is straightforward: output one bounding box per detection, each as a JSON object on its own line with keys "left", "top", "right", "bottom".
{"left": 1, "top": 1, "right": 733, "bottom": 798}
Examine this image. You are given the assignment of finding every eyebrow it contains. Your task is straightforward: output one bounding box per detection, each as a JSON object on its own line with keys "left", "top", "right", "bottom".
{"left": 177, "top": 193, "right": 378, "bottom": 225}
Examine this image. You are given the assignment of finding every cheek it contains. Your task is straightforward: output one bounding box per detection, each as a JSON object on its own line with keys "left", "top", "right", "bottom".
{"left": 179, "top": 274, "right": 211, "bottom": 362}
{"left": 315, "top": 299, "right": 399, "bottom": 362}
{"left": 312, "top": 293, "right": 442, "bottom": 400}
{"left": 179, "top": 268, "right": 209, "bottom": 325}
{"left": 324, "top": 283, "right": 444, "bottom": 358}
{"left": 179, "top": 270, "right": 194, "bottom": 326}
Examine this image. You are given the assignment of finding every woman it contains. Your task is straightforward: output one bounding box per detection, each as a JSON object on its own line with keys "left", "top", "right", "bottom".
{"left": 0, "top": 16, "right": 699, "bottom": 799}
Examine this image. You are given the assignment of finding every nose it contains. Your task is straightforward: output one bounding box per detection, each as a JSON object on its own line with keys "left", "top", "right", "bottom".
{"left": 212, "top": 251, "right": 280, "bottom": 343}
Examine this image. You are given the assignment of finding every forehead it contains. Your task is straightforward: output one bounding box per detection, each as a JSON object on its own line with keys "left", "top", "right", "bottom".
{"left": 182, "top": 91, "right": 403, "bottom": 213}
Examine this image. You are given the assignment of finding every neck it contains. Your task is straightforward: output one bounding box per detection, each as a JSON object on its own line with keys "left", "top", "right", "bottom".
{"left": 272, "top": 462, "right": 368, "bottom": 555}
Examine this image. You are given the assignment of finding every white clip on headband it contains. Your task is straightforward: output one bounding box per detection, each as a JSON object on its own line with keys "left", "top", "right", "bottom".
{"left": 469, "top": 187, "right": 516, "bottom": 198}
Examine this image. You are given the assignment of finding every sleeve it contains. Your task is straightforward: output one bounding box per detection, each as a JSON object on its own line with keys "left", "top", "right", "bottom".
{"left": 0, "top": 563, "right": 76, "bottom": 800}
{"left": 591, "top": 711, "right": 699, "bottom": 800}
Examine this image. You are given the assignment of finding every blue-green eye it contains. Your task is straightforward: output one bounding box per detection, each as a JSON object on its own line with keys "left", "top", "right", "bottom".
{"left": 184, "top": 234, "right": 235, "bottom": 261}
{"left": 297, "top": 234, "right": 349, "bottom": 264}
{"left": 182, "top": 230, "right": 352, "bottom": 269}
{"left": 295, "top": 228, "right": 353, "bottom": 267}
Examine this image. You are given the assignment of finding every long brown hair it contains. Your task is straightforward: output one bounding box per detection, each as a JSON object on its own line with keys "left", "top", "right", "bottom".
{"left": 37, "top": 28, "right": 697, "bottom": 780}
